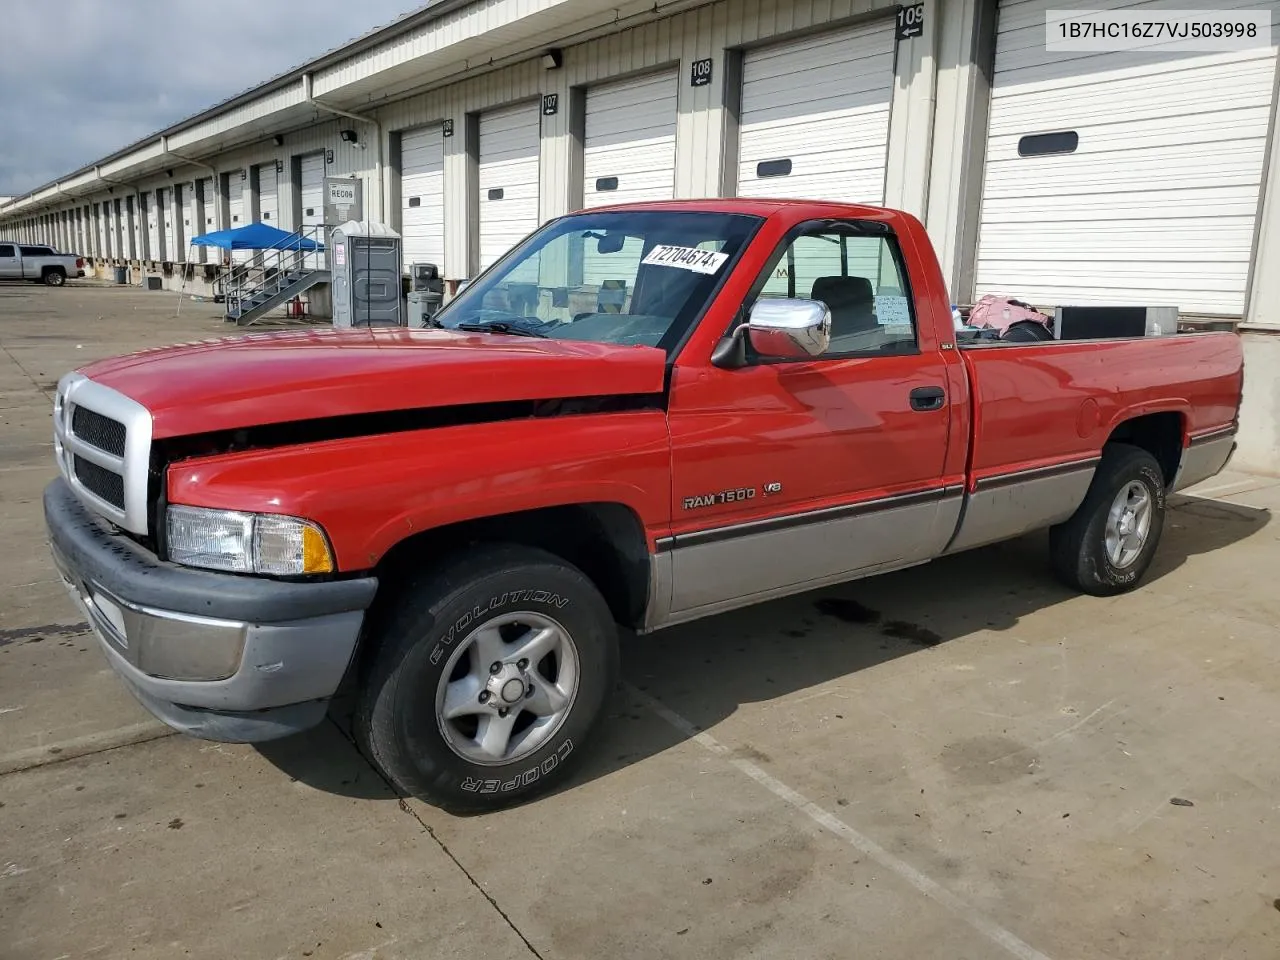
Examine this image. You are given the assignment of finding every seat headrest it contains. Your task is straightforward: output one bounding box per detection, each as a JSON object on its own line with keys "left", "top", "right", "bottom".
{"left": 810, "top": 275, "right": 873, "bottom": 307}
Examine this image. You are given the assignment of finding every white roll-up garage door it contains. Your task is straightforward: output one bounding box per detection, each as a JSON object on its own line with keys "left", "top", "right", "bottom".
{"left": 300, "top": 153, "right": 325, "bottom": 269}
{"left": 478, "top": 102, "right": 541, "bottom": 273}
{"left": 199, "top": 178, "right": 215, "bottom": 233}
{"left": 160, "top": 187, "right": 176, "bottom": 260}
{"left": 227, "top": 176, "right": 244, "bottom": 226}
{"left": 145, "top": 192, "right": 160, "bottom": 261}
{"left": 400, "top": 125, "right": 445, "bottom": 275}
{"left": 189, "top": 178, "right": 213, "bottom": 262}
{"left": 112, "top": 200, "right": 125, "bottom": 259}
{"left": 257, "top": 164, "right": 279, "bottom": 225}
{"left": 227, "top": 175, "right": 248, "bottom": 263}
{"left": 581, "top": 71, "right": 679, "bottom": 290}
{"left": 127, "top": 199, "right": 141, "bottom": 259}
{"left": 97, "top": 203, "right": 109, "bottom": 258}
{"left": 737, "top": 20, "right": 895, "bottom": 203}
{"left": 583, "top": 70, "right": 678, "bottom": 208}
{"left": 976, "top": 0, "right": 1280, "bottom": 316}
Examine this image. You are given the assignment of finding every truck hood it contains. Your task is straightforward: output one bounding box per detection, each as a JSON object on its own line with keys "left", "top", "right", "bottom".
{"left": 78, "top": 327, "right": 668, "bottom": 439}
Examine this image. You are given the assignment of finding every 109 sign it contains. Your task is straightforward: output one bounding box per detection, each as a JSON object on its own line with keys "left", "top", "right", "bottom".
{"left": 896, "top": 3, "right": 924, "bottom": 40}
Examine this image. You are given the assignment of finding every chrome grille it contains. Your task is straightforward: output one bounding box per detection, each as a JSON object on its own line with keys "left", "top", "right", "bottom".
{"left": 71, "top": 406, "right": 126, "bottom": 456}
{"left": 54, "top": 373, "right": 153, "bottom": 535}
{"left": 73, "top": 455, "right": 125, "bottom": 508}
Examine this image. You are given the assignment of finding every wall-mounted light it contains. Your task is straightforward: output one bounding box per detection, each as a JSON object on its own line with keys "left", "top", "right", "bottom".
{"left": 273, "top": 135, "right": 284, "bottom": 147}
{"left": 540, "top": 48, "right": 563, "bottom": 69}
{"left": 340, "top": 129, "right": 359, "bottom": 144}
{"left": 166, "top": 169, "right": 174, "bottom": 179}
{"left": 275, "top": 159, "right": 284, "bottom": 173}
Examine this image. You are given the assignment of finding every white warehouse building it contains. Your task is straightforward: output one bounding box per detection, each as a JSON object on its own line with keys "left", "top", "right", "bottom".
{"left": 2, "top": 0, "right": 1278, "bottom": 470}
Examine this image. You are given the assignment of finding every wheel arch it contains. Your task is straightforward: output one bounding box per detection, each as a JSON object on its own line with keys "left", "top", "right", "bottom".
{"left": 372, "top": 502, "right": 652, "bottom": 631}
{"left": 1103, "top": 409, "right": 1186, "bottom": 489}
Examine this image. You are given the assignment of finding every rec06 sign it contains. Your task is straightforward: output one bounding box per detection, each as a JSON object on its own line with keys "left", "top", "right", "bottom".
{"left": 323, "top": 177, "right": 363, "bottom": 226}
{"left": 896, "top": 3, "right": 924, "bottom": 40}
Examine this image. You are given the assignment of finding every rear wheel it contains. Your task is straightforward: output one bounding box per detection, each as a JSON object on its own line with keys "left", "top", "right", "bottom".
{"left": 1050, "top": 444, "right": 1166, "bottom": 596}
{"left": 43, "top": 268, "right": 66, "bottom": 287}
{"left": 356, "top": 544, "right": 619, "bottom": 812}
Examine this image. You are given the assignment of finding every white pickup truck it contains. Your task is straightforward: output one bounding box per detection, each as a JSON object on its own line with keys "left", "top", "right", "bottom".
{"left": 0, "top": 242, "right": 85, "bottom": 286}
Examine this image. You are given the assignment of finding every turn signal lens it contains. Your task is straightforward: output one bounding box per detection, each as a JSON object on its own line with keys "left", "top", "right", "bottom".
{"left": 302, "top": 524, "right": 335, "bottom": 574}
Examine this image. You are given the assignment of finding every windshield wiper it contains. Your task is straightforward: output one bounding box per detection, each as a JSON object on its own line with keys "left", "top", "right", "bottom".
{"left": 455, "top": 321, "right": 549, "bottom": 338}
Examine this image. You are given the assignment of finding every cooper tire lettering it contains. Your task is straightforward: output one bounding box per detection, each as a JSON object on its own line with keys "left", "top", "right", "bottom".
{"left": 458, "top": 740, "right": 573, "bottom": 793}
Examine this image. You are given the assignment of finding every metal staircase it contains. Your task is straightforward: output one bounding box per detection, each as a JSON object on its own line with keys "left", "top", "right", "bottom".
{"left": 221, "top": 225, "right": 328, "bottom": 326}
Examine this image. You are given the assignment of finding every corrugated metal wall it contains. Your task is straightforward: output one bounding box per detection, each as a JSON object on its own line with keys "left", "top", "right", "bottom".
{"left": 279, "top": 117, "right": 376, "bottom": 231}
{"left": 23, "top": 0, "right": 1274, "bottom": 315}
{"left": 2, "top": 0, "right": 915, "bottom": 277}
{"left": 373, "top": 0, "right": 898, "bottom": 279}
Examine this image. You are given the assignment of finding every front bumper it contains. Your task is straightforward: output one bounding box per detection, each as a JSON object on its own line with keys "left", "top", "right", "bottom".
{"left": 44, "top": 478, "right": 378, "bottom": 742}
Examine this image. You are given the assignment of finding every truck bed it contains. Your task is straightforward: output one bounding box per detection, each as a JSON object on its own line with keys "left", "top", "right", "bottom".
{"left": 946, "top": 331, "right": 1242, "bottom": 553}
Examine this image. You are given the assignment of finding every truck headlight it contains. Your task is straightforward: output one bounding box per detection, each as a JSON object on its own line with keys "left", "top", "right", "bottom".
{"left": 165, "top": 505, "right": 335, "bottom": 576}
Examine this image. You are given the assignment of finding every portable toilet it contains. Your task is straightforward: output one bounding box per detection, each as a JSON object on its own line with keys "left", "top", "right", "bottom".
{"left": 330, "top": 220, "right": 403, "bottom": 328}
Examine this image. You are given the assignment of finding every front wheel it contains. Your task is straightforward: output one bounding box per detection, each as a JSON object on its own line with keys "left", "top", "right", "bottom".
{"left": 356, "top": 544, "right": 619, "bottom": 812}
{"left": 1050, "top": 443, "right": 1166, "bottom": 596}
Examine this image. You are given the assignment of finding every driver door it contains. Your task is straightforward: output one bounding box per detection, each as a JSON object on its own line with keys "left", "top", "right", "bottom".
{"left": 664, "top": 224, "right": 960, "bottom": 619}
{"left": 0, "top": 244, "right": 20, "bottom": 279}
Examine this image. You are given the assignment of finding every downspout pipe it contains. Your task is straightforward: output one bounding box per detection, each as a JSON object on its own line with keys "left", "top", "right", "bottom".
{"left": 302, "top": 73, "right": 385, "bottom": 221}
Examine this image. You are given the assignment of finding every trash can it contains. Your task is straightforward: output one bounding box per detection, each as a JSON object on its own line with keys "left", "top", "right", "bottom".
{"left": 113, "top": 266, "right": 127, "bottom": 285}
{"left": 406, "top": 290, "right": 444, "bottom": 327}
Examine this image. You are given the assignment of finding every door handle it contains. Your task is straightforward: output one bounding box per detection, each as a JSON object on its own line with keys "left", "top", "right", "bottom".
{"left": 909, "top": 386, "right": 946, "bottom": 411}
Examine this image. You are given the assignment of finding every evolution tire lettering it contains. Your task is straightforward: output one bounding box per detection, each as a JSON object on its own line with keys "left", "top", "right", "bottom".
{"left": 683, "top": 487, "right": 757, "bottom": 510}
{"left": 428, "top": 590, "right": 570, "bottom": 664}
{"left": 459, "top": 739, "right": 574, "bottom": 793}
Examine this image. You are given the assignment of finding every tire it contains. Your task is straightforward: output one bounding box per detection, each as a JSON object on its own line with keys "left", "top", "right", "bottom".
{"left": 356, "top": 544, "right": 619, "bottom": 813}
{"left": 43, "top": 268, "right": 66, "bottom": 287}
{"left": 1049, "top": 443, "right": 1166, "bottom": 596}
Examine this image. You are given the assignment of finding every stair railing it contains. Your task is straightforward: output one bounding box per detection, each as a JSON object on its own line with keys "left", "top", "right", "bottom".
{"left": 222, "top": 224, "right": 326, "bottom": 320}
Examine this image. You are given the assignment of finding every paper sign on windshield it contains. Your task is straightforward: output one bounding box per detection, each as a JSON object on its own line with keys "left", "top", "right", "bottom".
{"left": 641, "top": 244, "right": 729, "bottom": 275}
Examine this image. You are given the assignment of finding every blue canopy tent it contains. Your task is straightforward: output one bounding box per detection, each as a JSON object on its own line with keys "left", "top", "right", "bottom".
{"left": 177, "top": 222, "right": 325, "bottom": 318}
{"left": 188, "top": 222, "right": 323, "bottom": 251}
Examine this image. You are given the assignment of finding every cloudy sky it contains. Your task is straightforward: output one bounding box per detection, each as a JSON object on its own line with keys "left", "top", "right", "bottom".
{"left": 0, "top": 0, "right": 418, "bottom": 197}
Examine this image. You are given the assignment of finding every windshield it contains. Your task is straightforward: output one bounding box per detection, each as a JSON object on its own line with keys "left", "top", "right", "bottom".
{"left": 434, "top": 210, "right": 762, "bottom": 351}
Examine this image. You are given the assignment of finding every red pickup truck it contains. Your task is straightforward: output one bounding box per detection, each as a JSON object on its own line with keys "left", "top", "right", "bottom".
{"left": 45, "top": 199, "right": 1242, "bottom": 811}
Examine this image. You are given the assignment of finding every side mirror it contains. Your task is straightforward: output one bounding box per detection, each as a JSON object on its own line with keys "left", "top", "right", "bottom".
{"left": 597, "top": 233, "right": 626, "bottom": 254}
{"left": 711, "top": 298, "right": 831, "bottom": 368}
